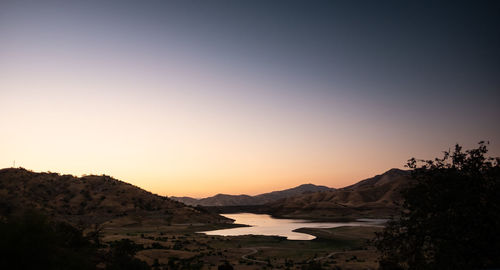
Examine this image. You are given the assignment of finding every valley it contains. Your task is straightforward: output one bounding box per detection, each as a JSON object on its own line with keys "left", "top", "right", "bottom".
{"left": 0, "top": 167, "right": 409, "bottom": 269}
{"left": 99, "top": 220, "right": 381, "bottom": 269}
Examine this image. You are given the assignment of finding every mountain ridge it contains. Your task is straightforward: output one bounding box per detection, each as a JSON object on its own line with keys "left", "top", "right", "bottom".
{"left": 264, "top": 168, "right": 412, "bottom": 220}
{"left": 171, "top": 183, "right": 333, "bottom": 206}
{"left": 0, "top": 167, "right": 230, "bottom": 227}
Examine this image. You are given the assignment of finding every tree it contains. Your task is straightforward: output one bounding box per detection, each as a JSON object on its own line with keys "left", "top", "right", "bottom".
{"left": 0, "top": 210, "right": 97, "bottom": 270}
{"left": 375, "top": 142, "right": 500, "bottom": 269}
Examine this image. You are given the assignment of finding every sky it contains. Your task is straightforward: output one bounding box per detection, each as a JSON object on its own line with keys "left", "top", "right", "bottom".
{"left": 1, "top": 0, "right": 499, "bottom": 197}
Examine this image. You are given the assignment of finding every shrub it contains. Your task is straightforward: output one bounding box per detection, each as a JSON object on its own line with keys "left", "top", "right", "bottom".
{"left": 375, "top": 142, "right": 500, "bottom": 269}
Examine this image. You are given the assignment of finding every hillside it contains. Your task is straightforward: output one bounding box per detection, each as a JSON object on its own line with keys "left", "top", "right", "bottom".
{"left": 0, "top": 168, "right": 230, "bottom": 227}
{"left": 171, "top": 183, "right": 333, "bottom": 206}
{"left": 265, "top": 169, "right": 412, "bottom": 220}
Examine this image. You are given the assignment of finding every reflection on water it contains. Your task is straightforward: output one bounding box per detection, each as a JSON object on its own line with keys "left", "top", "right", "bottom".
{"left": 200, "top": 213, "right": 386, "bottom": 240}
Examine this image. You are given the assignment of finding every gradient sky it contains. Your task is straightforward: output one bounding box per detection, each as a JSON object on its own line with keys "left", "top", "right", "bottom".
{"left": 1, "top": 0, "right": 499, "bottom": 197}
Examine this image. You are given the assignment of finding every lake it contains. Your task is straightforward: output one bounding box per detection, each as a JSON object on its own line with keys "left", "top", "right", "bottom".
{"left": 200, "top": 213, "right": 386, "bottom": 240}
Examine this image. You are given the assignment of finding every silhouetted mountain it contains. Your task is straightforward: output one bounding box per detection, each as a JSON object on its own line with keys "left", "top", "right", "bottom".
{"left": 171, "top": 183, "right": 333, "bottom": 206}
{"left": 167, "top": 196, "right": 200, "bottom": 206}
{"left": 0, "top": 168, "right": 230, "bottom": 227}
{"left": 265, "top": 169, "right": 412, "bottom": 220}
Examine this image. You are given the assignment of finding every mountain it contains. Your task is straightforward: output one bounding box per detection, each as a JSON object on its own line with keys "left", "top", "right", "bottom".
{"left": 187, "top": 194, "right": 256, "bottom": 206}
{"left": 265, "top": 169, "right": 412, "bottom": 220}
{"left": 166, "top": 196, "right": 200, "bottom": 206}
{"left": 0, "top": 168, "right": 230, "bottom": 227}
{"left": 171, "top": 183, "right": 333, "bottom": 206}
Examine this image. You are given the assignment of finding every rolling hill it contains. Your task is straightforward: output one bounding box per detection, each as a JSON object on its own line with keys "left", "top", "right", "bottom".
{"left": 171, "top": 183, "right": 333, "bottom": 206}
{"left": 0, "top": 168, "right": 230, "bottom": 227}
{"left": 265, "top": 169, "right": 412, "bottom": 220}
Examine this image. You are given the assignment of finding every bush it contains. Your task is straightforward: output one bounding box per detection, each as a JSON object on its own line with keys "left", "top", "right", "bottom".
{"left": 0, "top": 210, "right": 97, "bottom": 270}
{"left": 106, "top": 239, "right": 150, "bottom": 270}
{"left": 375, "top": 142, "right": 500, "bottom": 269}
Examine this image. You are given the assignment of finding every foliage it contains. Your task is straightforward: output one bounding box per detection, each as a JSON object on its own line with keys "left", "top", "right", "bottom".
{"left": 106, "top": 239, "right": 150, "bottom": 270}
{"left": 218, "top": 261, "right": 234, "bottom": 270}
{"left": 375, "top": 142, "right": 500, "bottom": 269}
{"left": 0, "top": 210, "right": 97, "bottom": 270}
{"left": 0, "top": 210, "right": 153, "bottom": 270}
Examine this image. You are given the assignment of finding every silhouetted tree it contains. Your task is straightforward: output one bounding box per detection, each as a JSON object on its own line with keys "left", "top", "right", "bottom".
{"left": 375, "top": 142, "right": 500, "bottom": 269}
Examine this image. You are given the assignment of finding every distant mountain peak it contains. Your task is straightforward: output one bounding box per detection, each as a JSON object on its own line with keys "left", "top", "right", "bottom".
{"left": 170, "top": 169, "right": 411, "bottom": 209}
{"left": 296, "top": 183, "right": 320, "bottom": 188}
{"left": 384, "top": 168, "right": 408, "bottom": 175}
{"left": 171, "top": 183, "right": 333, "bottom": 206}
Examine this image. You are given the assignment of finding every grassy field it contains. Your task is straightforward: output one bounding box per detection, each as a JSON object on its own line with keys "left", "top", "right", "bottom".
{"left": 99, "top": 221, "right": 382, "bottom": 269}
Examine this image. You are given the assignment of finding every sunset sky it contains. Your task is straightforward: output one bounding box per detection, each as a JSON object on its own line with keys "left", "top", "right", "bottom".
{"left": 1, "top": 1, "right": 499, "bottom": 197}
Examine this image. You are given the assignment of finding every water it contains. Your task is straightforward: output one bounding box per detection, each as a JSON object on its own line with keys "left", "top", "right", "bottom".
{"left": 200, "top": 213, "right": 386, "bottom": 240}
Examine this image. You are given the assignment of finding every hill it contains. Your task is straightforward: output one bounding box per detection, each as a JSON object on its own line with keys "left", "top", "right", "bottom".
{"left": 265, "top": 169, "right": 412, "bottom": 220}
{"left": 0, "top": 168, "right": 230, "bottom": 227}
{"left": 171, "top": 183, "right": 333, "bottom": 206}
